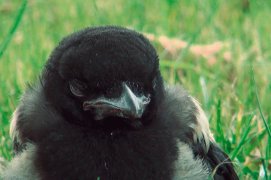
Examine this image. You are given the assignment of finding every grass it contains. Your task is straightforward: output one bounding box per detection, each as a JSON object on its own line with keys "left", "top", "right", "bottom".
{"left": 0, "top": 0, "right": 270, "bottom": 179}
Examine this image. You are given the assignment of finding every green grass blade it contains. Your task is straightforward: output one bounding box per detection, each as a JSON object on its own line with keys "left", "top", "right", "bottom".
{"left": 230, "top": 115, "right": 253, "bottom": 160}
{"left": 260, "top": 158, "right": 268, "bottom": 180}
{"left": 251, "top": 67, "right": 271, "bottom": 138}
{"left": 0, "top": 0, "right": 28, "bottom": 59}
{"left": 216, "top": 99, "right": 226, "bottom": 147}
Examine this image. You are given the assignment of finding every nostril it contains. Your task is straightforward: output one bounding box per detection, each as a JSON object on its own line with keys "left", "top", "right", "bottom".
{"left": 82, "top": 102, "right": 92, "bottom": 111}
{"left": 142, "top": 95, "right": 151, "bottom": 104}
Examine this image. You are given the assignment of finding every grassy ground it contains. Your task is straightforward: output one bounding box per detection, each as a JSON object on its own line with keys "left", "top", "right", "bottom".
{"left": 0, "top": 0, "right": 270, "bottom": 179}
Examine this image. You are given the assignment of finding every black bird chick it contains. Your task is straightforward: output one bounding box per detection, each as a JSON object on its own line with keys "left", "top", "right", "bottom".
{"left": 1, "top": 26, "right": 238, "bottom": 180}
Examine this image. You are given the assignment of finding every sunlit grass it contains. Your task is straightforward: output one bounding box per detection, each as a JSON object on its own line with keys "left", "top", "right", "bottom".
{"left": 0, "top": 0, "right": 270, "bottom": 178}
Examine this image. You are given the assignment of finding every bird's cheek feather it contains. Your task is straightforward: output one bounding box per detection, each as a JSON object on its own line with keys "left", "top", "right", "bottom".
{"left": 83, "top": 83, "right": 151, "bottom": 120}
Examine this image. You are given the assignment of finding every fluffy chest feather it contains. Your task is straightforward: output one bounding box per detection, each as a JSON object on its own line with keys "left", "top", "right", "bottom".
{"left": 35, "top": 126, "right": 178, "bottom": 180}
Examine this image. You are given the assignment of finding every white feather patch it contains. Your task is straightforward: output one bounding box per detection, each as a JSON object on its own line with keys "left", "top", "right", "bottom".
{"left": 1, "top": 144, "right": 40, "bottom": 180}
{"left": 190, "top": 97, "right": 214, "bottom": 152}
{"left": 173, "top": 141, "right": 210, "bottom": 180}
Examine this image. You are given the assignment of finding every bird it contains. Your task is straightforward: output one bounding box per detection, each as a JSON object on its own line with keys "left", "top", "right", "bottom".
{"left": 1, "top": 26, "right": 238, "bottom": 180}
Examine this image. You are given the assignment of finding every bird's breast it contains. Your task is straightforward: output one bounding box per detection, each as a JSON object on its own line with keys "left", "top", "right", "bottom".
{"left": 35, "top": 127, "right": 178, "bottom": 180}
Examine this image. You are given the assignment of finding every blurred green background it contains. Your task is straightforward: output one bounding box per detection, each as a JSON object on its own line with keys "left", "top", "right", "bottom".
{"left": 0, "top": 0, "right": 271, "bottom": 179}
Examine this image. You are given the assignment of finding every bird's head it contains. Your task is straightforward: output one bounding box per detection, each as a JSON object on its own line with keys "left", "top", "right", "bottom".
{"left": 41, "top": 26, "right": 164, "bottom": 129}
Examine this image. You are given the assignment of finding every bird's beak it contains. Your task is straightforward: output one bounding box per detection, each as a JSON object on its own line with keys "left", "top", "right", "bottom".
{"left": 83, "top": 84, "right": 151, "bottom": 120}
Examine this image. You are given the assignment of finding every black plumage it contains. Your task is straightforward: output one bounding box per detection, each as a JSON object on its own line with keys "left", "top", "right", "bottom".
{"left": 1, "top": 26, "right": 238, "bottom": 180}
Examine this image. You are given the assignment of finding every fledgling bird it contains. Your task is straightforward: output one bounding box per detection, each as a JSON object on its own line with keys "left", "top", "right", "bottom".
{"left": 1, "top": 26, "right": 238, "bottom": 180}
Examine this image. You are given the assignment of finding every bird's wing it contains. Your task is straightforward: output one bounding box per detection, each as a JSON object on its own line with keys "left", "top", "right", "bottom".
{"left": 163, "top": 86, "right": 212, "bottom": 151}
{"left": 5, "top": 84, "right": 58, "bottom": 179}
{"left": 165, "top": 86, "right": 238, "bottom": 179}
{"left": 10, "top": 84, "right": 62, "bottom": 154}
{"left": 9, "top": 85, "right": 42, "bottom": 154}
{"left": 188, "top": 97, "right": 238, "bottom": 179}
{"left": 203, "top": 143, "right": 239, "bottom": 179}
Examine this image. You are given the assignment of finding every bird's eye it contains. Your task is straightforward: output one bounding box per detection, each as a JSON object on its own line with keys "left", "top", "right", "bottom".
{"left": 69, "top": 79, "right": 87, "bottom": 97}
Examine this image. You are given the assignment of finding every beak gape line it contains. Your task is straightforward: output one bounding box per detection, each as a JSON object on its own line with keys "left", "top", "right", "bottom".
{"left": 83, "top": 83, "right": 151, "bottom": 120}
